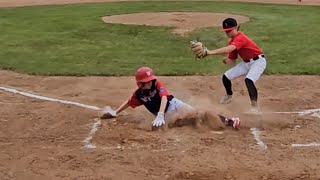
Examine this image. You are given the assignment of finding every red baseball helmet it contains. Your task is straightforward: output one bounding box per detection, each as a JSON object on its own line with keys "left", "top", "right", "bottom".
{"left": 135, "top": 67, "right": 157, "bottom": 84}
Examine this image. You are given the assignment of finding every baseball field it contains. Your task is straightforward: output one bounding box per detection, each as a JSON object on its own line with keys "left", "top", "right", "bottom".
{"left": 0, "top": 0, "right": 319, "bottom": 179}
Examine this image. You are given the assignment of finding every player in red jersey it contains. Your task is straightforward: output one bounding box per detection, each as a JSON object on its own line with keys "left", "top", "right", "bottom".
{"left": 101, "top": 67, "right": 241, "bottom": 129}
{"left": 191, "top": 18, "right": 267, "bottom": 114}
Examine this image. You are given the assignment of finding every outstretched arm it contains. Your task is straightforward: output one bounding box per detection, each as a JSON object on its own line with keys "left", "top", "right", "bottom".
{"left": 100, "top": 100, "right": 129, "bottom": 119}
{"left": 115, "top": 100, "right": 130, "bottom": 114}
{"left": 190, "top": 40, "right": 236, "bottom": 59}
{"left": 207, "top": 45, "right": 236, "bottom": 56}
{"left": 101, "top": 90, "right": 143, "bottom": 119}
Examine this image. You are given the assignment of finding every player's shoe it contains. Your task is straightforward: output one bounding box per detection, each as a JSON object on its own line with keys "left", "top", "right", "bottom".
{"left": 224, "top": 117, "right": 240, "bottom": 129}
{"left": 219, "top": 95, "right": 232, "bottom": 104}
{"left": 246, "top": 106, "right": 262, "bottom": 115}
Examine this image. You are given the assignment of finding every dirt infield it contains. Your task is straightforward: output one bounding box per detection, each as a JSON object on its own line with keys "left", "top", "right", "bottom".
{"left": 1, "top": 70, "right": 320, "bottom": 179}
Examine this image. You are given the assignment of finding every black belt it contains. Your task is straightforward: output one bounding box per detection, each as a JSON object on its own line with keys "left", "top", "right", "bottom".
{"left": 244, "top": 54, "right": 264, "bottom": 63}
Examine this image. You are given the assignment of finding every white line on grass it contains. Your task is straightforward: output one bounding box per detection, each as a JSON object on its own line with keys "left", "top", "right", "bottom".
{"left": 0, "top": 86, "right": 103, "bottom": 149}
{"left": 250, "top": 127, "right": 267, "bottom": 150}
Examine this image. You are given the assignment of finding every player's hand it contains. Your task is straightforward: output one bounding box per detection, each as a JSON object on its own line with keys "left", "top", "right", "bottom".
{"left": 223, "top": 58, "right": 235, "bottom": 65}
{"left": 100, "top": 106, "right": 117, "bottom": 119}
{"left": 152, "top": 112, "right": 165, "bottom": 127}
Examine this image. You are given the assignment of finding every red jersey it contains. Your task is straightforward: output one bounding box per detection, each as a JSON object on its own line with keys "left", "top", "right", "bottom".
{"left": 127, "top": 80, "right": 174, "bottom": 115}
{"left": 228, "top": 32, "right": 263, "bottom": 61}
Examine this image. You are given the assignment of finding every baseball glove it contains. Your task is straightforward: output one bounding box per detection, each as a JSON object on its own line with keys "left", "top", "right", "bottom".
{"left": 190, "top": 40, "right": 208, "bottom": 59}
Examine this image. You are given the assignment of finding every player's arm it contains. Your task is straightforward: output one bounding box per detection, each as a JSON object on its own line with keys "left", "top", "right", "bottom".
{"left": 112, "top": 93, "right": 142, "bottom": 116}
{"left": 157, "top": 82, "right": 169, "bottom": 114}
{"left": 100, "top": 100, "right": 129, "bottom": 119}
{"left": 207, "top": 45, "right": 237, "bottom": 56}
{"left": 208, "top": 37, "right": 246, "bottom": 56}
{"left": 101, "top": 91, "right": 142, "bottom": 119}
{"left": 152, "top": 96, "right": 168, "bottom": 127}
{"left": 158, "top": 96, "right": 168, "bottom": 114}
{"left": 115, "top": 100, "right": 130, "bottom": 114}
{"left": 152, "top": 81, "right": 169, "bottom": 127}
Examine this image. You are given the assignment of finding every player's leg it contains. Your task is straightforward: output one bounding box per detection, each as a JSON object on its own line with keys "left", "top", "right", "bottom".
{"left": 198, "top": 111, "right": 240, "bottom": 130}
{"left": 221, "top": 62, "right": 249, "bottom": 104}
{"left": 165, "top": 98, "right": 240, "bottom": 129}
{"left": 245, "top": 57, "right": 267, "bottom": 113}
{"left": 217, "top": 114, "right": 240, "bottom": 129}
{"left": 164, "top": 98, "right": 197, "bottom": 127}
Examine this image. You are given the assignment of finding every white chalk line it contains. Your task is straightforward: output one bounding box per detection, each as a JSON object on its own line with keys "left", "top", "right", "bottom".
{"left": 299, "top": 109, "right": 320, "bottom": 119}
{"left": 82, "top": 118, "right": 101, "bottom": 149}
{"left": 250, "top": 128, "right": 267, "bottom": 150}
{"left": 1, "top": 85, "right": 319, "bottom": 150}
{"left": 263, "top": 109, "right": 320, "bottom": 119}
{"left": 0, "top": 86, "right": 101, "bottom": 111}
{"left": 0, "top": 86, "right": 102, "bottom": 149}
{"left": 292, "top": 143, "right": 320, "bottom": 148}
{"left": 252, "top": 109, "right": 320, "bottom": 149}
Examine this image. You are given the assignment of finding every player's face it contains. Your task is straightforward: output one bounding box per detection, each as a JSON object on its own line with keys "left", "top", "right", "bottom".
{"left": 225, "top": 30, "right": 233, "bottom": 38}
{"left": 225, "top": 28, "right": 237, "bottom": 38}
{"left": 141, "top": 80, "right": 152, "bottom": 90}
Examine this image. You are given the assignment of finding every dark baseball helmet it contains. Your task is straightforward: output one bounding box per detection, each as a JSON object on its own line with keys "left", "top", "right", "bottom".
{"left": 222, "top": 18, "right": 238, "bottom": 32}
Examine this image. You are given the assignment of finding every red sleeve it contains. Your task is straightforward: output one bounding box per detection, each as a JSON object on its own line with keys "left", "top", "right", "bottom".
{"left": 230, "top": 35, "right": 247, "bottom": 50}
{"left": 228, "top": 50, "right": 238, "bottom": 60}
{"left": 156, "top": 81, "right": 169, "bottom": 97}
{"left": 127, "top": 89, "right": 143, "bottom": 108}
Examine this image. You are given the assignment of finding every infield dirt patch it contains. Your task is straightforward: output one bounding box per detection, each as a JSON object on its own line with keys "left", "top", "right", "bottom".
{"left": 1, "top": 70, "right": 320, "bottom": 179}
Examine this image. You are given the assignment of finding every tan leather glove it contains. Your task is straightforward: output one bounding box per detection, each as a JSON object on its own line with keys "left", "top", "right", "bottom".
{"left": 190, "top": 40, "right": 208, "bottom": 59}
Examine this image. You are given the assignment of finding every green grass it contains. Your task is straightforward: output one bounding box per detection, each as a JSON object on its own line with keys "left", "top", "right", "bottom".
{"left": 0, "top": 1, "right": 319, "bottom": 76}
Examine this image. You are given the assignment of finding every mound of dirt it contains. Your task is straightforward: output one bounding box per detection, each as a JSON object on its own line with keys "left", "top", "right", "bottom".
{"left": 101, "top": 12, "right": 250, "bottom": 35}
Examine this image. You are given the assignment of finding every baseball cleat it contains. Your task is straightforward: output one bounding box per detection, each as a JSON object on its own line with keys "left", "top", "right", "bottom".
{"left": 223, "top": 117, "right": 240, "bottom": 129}
{"left": 231, "top": 117, "right": 240, "bottom": 129}
{"left": 219, "top": 94, "right": 232, "bottom": 104}
{"left": 245, "top": 106, "right": 262, "bottom": 115}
